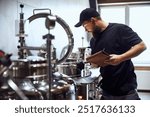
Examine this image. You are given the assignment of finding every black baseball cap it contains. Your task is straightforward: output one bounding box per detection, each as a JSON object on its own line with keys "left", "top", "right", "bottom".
{"left": 75, "top": 8, "right": 100, "bottom": 27}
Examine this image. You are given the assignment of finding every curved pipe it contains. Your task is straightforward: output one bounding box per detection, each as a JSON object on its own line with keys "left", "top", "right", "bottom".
{"left": 27, "top": 13, "right": 74, "bottom": 65}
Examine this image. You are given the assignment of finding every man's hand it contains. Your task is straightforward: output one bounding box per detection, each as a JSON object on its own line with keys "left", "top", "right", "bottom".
{"left": 90, "top": 63, "right": 99, "bottom": 68}
{"left": 104, "top": 54, "right": 123, "bottom": 66}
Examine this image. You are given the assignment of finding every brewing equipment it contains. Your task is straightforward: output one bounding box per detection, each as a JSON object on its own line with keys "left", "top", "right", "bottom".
{"left": 1, "top": 5, "right": 76, "bottom": 100}
{"left": 0, "top": 4, "right": 102, "bottom": 100}
{"left": 16, "top": 4, "right": 29, "bottom": 59}
{"left": 10, "top": 56, "right": 47, "bottom": 80}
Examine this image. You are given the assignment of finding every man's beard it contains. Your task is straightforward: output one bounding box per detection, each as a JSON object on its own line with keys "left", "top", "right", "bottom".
{"left": 92, "top": 26, "right": 103, "bottom": 39}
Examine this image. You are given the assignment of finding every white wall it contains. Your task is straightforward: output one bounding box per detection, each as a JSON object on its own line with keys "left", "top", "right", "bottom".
{"left": 135, "top": 70, "right": 150, "bottom": 91}
{"left": 0, "top": 0, "right": 90, "bottom": 58}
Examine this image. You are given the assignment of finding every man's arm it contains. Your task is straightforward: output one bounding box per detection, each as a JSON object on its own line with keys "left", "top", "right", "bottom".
{"left": 104, "top": 41, "right": 147, "bottom": 65}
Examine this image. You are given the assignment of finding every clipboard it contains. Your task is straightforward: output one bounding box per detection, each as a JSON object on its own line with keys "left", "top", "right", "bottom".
{"left": 86, "top": 50, "right": 110, "bottom": 67}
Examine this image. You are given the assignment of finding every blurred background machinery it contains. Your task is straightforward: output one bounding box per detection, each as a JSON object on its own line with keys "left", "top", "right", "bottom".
{"left": 0, "top": 4, "right": 101, "bottom": 100}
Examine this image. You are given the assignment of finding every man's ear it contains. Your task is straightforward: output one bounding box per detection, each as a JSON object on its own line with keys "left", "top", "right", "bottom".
{"left": 91, "top": 17, "right": 94, "bottom": 21}
{"left": 91, "top": 17, "right": 96, "bottom": 22}
{"left": 91, "top": 17, "right": 96, "bottom": 25}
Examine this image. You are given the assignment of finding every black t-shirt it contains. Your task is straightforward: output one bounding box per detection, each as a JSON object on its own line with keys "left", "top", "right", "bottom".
{"left": 90, "top": 23, "right": 142, "bottom": 96}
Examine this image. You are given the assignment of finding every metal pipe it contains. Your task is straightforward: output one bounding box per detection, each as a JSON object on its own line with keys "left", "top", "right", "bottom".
{"left": 19, "top": 46, "right": 46, "bottom": 51}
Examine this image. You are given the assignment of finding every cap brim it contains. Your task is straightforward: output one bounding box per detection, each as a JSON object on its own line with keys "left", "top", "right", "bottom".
{"left": 75, "top": 22, "right": 82, "bottom": 27}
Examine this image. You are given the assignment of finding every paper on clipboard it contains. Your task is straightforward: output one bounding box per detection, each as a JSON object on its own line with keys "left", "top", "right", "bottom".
{"left": 86, "top": 50, "right": 110, "bottom": 67}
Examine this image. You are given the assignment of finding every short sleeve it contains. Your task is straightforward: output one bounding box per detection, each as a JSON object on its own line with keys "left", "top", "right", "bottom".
{"left": 118, "top": 25, "right": 142, "bottom": 50}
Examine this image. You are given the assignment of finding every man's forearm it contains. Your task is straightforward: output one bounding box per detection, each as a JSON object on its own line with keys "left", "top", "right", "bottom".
{"left": 120, "top": 41, "right": 146, "bottom": 61}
